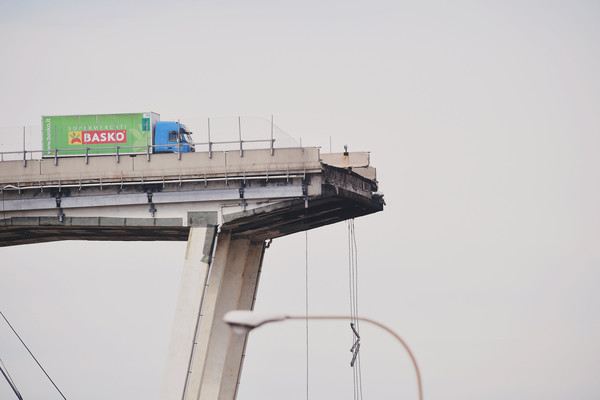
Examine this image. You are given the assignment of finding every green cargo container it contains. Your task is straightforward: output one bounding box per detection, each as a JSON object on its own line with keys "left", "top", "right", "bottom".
{"left": 42, "top": 112, "right": 159, "bottom": 157}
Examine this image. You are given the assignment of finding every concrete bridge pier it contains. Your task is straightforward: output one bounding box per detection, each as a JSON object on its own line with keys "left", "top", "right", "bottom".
{"left": 160, "top": 212, "right": 266, "bottom": 400}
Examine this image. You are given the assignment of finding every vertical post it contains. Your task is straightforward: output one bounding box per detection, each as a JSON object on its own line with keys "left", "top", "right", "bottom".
{"left": 22, "top": 126, "right": 26, "bottom": 167}
{"left": 84, "top": 123, "right": 89, "bottom": 164}
{"left": 238, "top": 116, "right": 243, "bottom": 157}
{"left": 208, "top": 118, "right": 212, "bottom": 159}
{"left": 40, "top": 119, "right": 44, "bottom": 159}
{"left": 54, "top": 126, "right": 58, "bottom": 166}
{"left": 270, "top": 114, "right": 274, "bottom": 156}
{"left": 114, "top": 117, "right": 120, "bottom": 163}
{"left": 147, "top": 121, "right": 151, "bottom": 162}
{"left": 178, "top": 119, "right": 182, "bottom": 160}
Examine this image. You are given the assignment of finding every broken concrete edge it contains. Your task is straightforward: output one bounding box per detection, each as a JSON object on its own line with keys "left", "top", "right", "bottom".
{"left": 221, "top": 182, "right": 383, "bottom": 228}
{"left": 321, "top": 164, "right": 379, "bottom": 190}
{"left": 350, "top": 166, "right": 377, "bottom": 181}
{"left": 219, "top": 164, "right": 381, "bottom": 228}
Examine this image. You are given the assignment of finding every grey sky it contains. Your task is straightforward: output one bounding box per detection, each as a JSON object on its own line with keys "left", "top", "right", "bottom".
{"left": 1, "top": 1, "right": 599, "bottom": 399}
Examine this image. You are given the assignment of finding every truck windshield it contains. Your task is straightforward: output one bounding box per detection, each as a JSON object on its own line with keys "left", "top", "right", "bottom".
{"left": 181, "top": 128, "right": 192, "bottom": 144}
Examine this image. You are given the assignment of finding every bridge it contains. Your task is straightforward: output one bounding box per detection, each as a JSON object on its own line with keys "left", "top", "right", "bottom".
{"left": 0, "top": 147, "right": 383, "bottom": 399}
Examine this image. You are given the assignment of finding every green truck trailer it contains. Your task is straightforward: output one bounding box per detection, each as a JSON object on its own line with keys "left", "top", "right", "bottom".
{"left": 42, "top": 112, "right": 194, "bottom": 157}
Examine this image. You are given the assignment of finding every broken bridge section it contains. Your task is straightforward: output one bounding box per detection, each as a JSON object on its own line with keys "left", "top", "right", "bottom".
{"left": 0, "top": 147, "right": 384, "bottom": 400}
{"left": 0, "top": 148, "right": 382, "bottom": 246}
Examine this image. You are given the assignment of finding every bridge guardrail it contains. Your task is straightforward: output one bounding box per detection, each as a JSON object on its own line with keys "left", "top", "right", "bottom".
{"left": 0, "top": 116, "right": 302, "bottom": 163}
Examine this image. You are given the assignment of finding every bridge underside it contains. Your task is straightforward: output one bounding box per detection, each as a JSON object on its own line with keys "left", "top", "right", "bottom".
{"left": 0, "top": 183, "right": 381, "bottom": 246}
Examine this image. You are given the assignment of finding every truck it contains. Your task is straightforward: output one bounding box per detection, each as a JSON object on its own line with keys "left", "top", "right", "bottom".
{"left": 41, "top": 112, "right": 194, "bottom": 157}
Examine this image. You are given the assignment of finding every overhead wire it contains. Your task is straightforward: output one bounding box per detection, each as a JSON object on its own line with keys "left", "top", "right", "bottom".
{"left": 0, "top": 310, "right": 68, "bottom": 400}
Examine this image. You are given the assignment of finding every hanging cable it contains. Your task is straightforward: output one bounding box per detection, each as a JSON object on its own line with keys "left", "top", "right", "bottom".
{"left": 348, "top": 219, "right": 364, "bottom": 400}
{"left": 353, "top": 221, "right": 364, "bottom": 400}
{"left": 0, "top": 310, "right": 68, "bottom": 400}
{"left": 304, "top": 206, "right": 310, "bottom": 400}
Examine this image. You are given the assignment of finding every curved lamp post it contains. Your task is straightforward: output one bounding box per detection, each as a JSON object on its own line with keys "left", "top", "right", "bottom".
{"left": 223, "top": 310, "right": 423, "bottom": 400}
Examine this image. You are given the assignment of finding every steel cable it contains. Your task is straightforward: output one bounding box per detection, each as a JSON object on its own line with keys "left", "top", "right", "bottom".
{"left": 0, "top": 310, "right": 68, "bottom": 400}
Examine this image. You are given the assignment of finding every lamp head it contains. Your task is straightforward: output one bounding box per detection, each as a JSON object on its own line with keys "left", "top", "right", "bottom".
{"left": 223, "top": 310, "right": 288, "bottom": 334}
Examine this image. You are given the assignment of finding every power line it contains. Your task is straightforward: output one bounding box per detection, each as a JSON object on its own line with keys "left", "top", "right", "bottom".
{"left": 0, "top": 310, "right": 68, "bottom": 400}
{"left": 0, "top": 357, "right": 23, "bottom": 400}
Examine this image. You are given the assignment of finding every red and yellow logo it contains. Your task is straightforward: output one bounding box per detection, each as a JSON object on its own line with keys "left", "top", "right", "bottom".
{"left": 68, "top": 130, "right": 127, "bottom": 145}
{"left": 68, "top": 131, "right": 83, "bottom": 144}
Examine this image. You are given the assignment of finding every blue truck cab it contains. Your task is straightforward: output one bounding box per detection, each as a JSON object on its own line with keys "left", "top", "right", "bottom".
{"left": 154, "top": 121, "right": 195, "bottom": 153}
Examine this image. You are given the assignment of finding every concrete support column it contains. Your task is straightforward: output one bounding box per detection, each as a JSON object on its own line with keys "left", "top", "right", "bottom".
{"left": 159, "top": 209, "right": 266, "bottom": 400}
{"left": 185, "top": 232, "right": 265, "bottom": 400}
{"left": 159, "top": 213, "right": 218, "bottom": 400}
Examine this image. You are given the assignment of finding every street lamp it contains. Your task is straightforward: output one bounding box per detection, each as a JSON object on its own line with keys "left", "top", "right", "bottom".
{"left": 223, "top": 310, "right": 423, "bottom": 400}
